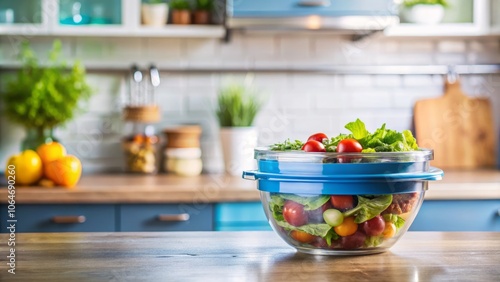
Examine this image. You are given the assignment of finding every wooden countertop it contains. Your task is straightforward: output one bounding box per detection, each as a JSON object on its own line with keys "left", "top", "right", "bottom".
{"left": 2, "top": 232, "right": 499, "bottom": 281}
{"left": 1, "top": 170, "right": 499, "bottom": 204}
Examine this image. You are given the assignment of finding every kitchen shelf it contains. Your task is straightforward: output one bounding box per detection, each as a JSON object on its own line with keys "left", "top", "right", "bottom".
{"left": 384, "top": 23, "right": 491, "bottom": 37}
{"left": 0, "top": 0, "right": 226, "bottom": 39}
{"left": 5, "top": 25, "right": 226, "bottom": 38}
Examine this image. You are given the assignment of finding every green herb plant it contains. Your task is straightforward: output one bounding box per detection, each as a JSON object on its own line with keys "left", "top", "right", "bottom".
{"left": 216, "top": 82, "right": 263, "bottom": 127}
{"left": 170, "top": 0, "right": 191, "bottom": 10}
{"left": 2, "top": 40, "right": 93, "bottom": 131}
{"left": 196, "top": 0, "right": 213, "bottom": 11}
{"left": 403, "top": 0, "right": 448, "bottom": 7}
{"left": 146, "top": 0, "right": 165, "bottom": 4}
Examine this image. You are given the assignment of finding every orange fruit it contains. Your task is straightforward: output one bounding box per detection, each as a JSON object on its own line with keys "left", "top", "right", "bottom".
{"left": 44, "top": 155, "right": 82, "bottom": 188}
{"left": 5, "top": 150, "right": 43, "bottom": 186}
{"left": 37, "top": 142, "right": 67, "bottom": 165}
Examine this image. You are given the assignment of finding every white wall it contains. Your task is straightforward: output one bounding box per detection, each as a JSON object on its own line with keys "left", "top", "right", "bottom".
{"left": 1, "top": 34, "right": 499, "bottom": 173}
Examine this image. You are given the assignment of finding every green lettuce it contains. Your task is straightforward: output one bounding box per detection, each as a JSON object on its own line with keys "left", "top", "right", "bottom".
{"left": 383, "top": 214, "right": 406, "bottom": 229}
{"left": 280, "top": 194, "right": 330, "bottom": 211}
{"left": 344, "top": 195, "right": 393, "bottom": 223}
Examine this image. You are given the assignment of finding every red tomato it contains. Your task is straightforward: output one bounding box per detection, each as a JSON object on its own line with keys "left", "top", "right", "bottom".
{"left": 307, "top": 133, "right": 328, "bottom": 143}
{"left": 337, "top": 139, "right": 363, "bottom": 153}
{"left": 283, "top": 201, "right": 308, "bottom": 226}
{"left": 290, "top": 230, "right": 316, "bottom": 244}
{"left": 301, "top": 140, "right": 326, "bottom": 152}
{"left": 330, "top": 195, "right": 355, "bottom": 211}
{"left": 336, "top": 139, "right": 362, "bottom": 163}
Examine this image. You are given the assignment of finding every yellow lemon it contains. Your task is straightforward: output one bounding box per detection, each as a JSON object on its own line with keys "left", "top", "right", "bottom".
{"left": 5, "top": 150, "right": 43, "bottom": 186}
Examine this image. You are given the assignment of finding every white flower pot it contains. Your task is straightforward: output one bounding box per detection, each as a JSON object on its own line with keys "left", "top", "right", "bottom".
{"left": 220, "top": 127, "right": 258, "bottom": 176}
{"left": 402, "top": 4, "right": 444, "bottom": 25}
{"left": 141, "top": 3, "right": 169, "bottom": 27}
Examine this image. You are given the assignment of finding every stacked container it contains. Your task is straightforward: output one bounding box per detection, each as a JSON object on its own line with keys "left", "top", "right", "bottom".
{"left": 163, "top": 126, "right": 203, "bottom": 176}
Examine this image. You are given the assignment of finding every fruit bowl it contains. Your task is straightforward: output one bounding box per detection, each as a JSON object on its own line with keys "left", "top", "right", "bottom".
{"left": 243, "top": 148, "right": 443, "bottom": 255}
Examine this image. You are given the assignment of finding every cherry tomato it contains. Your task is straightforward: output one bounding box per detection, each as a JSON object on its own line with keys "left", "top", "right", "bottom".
{"left": 337, "top": 139, "right": 363, "bottom": 153}
{"left": 340, "top": 231, "right": 367, "bottom": 249}
{"left": 301, "top": 140, "right": 326, "bottom": 152}
{"left": 323, "top": 209, "right": 344, "bottom": 227}
{"left": 336, "top": 139, "right": 362, "bottom": 163}
{"left": 361, "top": 215, "right": 386, "bottom": 236}
{"left": 283, "top": 201, "right": 308, "bottom": 227}
{"left": 382, "top": 222, "right": 397, "bottom": 238}
{"left": 290, "top": 230, "right": 316, "bottom": 244}
{"left": 307, "top": 133, "right": 328, "bottom": 143}
{"left": 334, "top": 216, "right": 358, "bottom": 237}
{"left": 330, "top": 195, "right": 355, "bottom": 211}
{"left": 307, "top": 202, "right": 332, "bottom": 223}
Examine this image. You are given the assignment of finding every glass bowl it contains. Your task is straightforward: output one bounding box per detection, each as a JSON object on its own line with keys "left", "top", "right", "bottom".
{"left": 243, "top": 148, "right": 443, "bottom": 255}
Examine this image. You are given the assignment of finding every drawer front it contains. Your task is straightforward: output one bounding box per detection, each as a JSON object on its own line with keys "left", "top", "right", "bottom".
{"left": 215, "top": 202, "right": 271, "bottom": 231}
{"left": 119, "top": 204, "right": 213, "bottom": 231}
{"left": 410, "top": 200, "right": 500, "bottom": 231}
{"left": 0, "top": 204, "right": 116, "bottom": 233}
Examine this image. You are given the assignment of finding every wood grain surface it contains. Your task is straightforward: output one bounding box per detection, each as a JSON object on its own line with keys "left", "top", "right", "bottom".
{"left": 1, "top": 170, "right": 499, "bottom": 204}
{"left": 0, "top": 232, "right": 499, "bottom": 281}
{"left": 414, "top": 79, "right": 497, "bottom": 169}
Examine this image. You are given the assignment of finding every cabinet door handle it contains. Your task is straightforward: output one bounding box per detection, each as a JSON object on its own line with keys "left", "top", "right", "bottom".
{"left": 52, "top": 215, "right": 86, "bottom": 224}
{"left": 297, "top": 0, "right": 331, "bottom": 7}
{"left": 157, "top": 214, "right": 190, "bottom": 222}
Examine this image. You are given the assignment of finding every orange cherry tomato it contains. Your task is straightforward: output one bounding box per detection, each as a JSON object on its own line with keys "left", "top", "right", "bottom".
{"left": 382, "top": 222, "right": 397, "bottom": 238}
{"left": 334, "top": 216, "right": 358, "bottom": 237}
{"left": 290, "top": 230, "right": 316, "bottom": 244}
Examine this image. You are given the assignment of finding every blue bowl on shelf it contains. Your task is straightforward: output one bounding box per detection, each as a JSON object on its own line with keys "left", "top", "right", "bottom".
{"left": 243, "top": 148, "right": 443, "bottom": 255}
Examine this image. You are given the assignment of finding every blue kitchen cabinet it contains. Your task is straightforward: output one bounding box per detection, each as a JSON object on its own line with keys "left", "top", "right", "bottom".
{"left": 410, "top": 200, "right": 500, "bottom": 231}
{"left": 0, "top": 204, "right": 116, "bottom": 232}
{"left": 215, "top": 202, "right": 271, "bottom": 231}
{"left": 119, "top": 204, "right": 214, "bottom": 231}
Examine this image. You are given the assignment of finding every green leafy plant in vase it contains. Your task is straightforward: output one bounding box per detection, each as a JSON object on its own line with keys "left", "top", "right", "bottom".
{"left": 216, "top": 79, "right": 263, "bottom": 175}
{"left": 170, "top": 0, "right": 192, "bottom": 25}
{"left": 401, "top": 0, "right": 449, "bottom": 24}
{"left": 2, "top": 40, "right": 93, "bottom": 150}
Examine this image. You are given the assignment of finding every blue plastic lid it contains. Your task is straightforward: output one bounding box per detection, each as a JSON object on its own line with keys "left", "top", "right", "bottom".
{"left": 242, "top": 167, "right": 444, "bottom": 195}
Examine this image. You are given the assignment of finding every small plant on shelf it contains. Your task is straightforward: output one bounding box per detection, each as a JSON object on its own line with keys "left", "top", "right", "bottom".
{"left": 141, "top": 0, "right": 169, "bottom": 27}
{"left": 401, "top": 0, "right": 448, "bottom": 24}
{"left": 194, "top": 0, "right": 213, "bottom": 24}
{"left": 170, "top": 0, "right": 192, "bottom": 25}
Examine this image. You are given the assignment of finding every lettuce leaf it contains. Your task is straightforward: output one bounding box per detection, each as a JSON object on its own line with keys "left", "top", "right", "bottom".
{"left": 344, "top": 195, "right": 393, "bottom": 223}
{"left": 345, "top": 118, "right": 369, "bottom": 139}
{"left": 280, "top": 194, "right": 330, "bottom": 211}
{"left": 383, "top": 214, "right": 406, "bottom": 229}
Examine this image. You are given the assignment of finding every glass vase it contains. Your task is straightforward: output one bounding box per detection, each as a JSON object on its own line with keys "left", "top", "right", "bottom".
{"left": 21, "top": 127, "right": 57, "bottom": 151}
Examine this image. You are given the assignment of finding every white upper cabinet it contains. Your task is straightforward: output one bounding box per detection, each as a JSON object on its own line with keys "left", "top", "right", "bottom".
{"left": 0, "top": 0, "right": 225, "bottom": 38}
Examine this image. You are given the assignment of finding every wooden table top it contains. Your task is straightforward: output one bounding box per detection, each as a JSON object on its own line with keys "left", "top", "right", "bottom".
{"left": 1, "top": 169, "right": 499, "bottom": 204}
{"left": 2, "top": 232, "right": 499, "bottom": 281}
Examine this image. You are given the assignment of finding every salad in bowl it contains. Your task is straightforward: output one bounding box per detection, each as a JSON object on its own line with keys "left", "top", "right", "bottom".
{"left": 243, "top": 119, "right": 443, "bottom": 255}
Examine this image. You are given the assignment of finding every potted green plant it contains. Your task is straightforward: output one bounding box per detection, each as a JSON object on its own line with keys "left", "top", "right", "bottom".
{"left": 194, "top": 0, "right": 212, "bottom": 25}
{"left": 401, "top": 0, "right": 448, "bottom": 24}
{"left": 2, "top": 40, "right": 93, "bottom": 150}
{"left": 142, "top": 0, "right": 169, "bottom": 27}
{"left": 170, "top": 0, "right": 191, "bottom": 25}
{"left": 216, "top": 81, "right": 263, "bottom": 176}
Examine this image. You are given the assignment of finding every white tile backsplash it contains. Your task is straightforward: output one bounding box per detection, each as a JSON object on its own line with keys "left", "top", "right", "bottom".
{"left": 1, "top": 34, "right": 499, "bottom": 172}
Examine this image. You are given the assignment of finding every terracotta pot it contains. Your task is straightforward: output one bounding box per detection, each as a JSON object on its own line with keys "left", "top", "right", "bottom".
{"left": 193, "top": 10, "right": 210, "bottom": 25}
{"left": 172, "top": 10, "right": 191, "bottom": 25}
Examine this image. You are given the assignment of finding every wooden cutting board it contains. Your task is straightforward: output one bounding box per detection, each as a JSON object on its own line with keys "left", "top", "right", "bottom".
{"left": 414, "top": 78, "right": 497, "bottom": 169}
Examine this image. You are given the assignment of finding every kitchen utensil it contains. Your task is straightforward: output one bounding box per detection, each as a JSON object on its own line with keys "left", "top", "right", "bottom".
{"left": 149, "top": 64, "right": 160, "bottom": 105}
{"left": 414, "top": 74, "right": 496, "bottom": 169}
{"left": 130, "top": 65, "right": 143, "bottom": 106}
{"left": 243, "top": 148, "right": 443, "bottom": 255}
